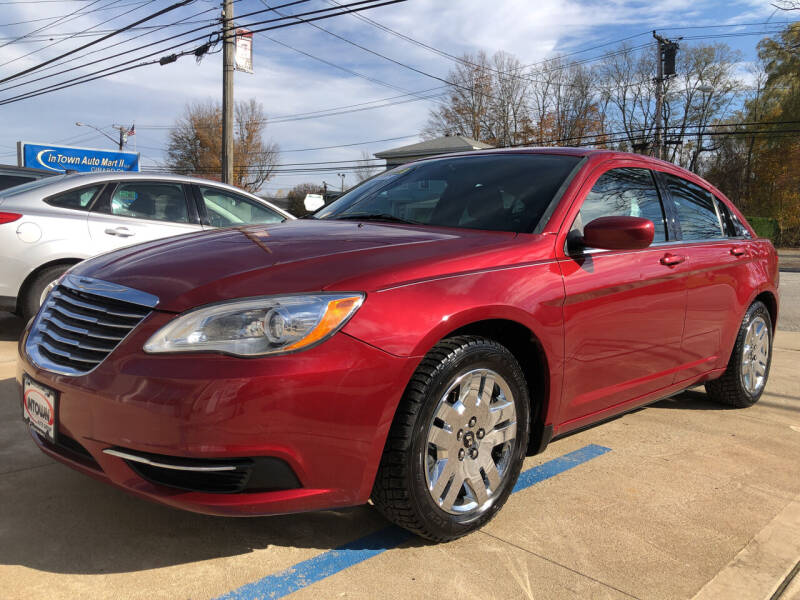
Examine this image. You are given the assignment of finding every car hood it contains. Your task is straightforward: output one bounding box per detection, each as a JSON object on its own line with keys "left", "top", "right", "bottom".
{"left": 70, "top": 219, "right": 548, "bottom": 312}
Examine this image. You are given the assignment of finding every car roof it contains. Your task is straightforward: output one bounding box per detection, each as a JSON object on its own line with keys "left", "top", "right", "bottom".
{"left": 36, "top": 170, "right": 255, "bottom": 190}
{"left": 0, "top": 170, "right": 294, "bottom": 218}
{"left": 413, "top": 146, "right": 728, "bottom": 200}
{"left": 429, "top": 145, "right": 673, "bottom": 165}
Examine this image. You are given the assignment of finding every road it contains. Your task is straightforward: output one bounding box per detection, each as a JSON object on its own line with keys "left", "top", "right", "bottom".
{"left": 0, "top": 274, "right": 798, "bottom": 599}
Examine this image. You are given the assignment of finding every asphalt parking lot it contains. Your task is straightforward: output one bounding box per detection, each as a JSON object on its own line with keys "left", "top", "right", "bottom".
{"left": 1, "top": 274, "right": 799, "bottom": 600}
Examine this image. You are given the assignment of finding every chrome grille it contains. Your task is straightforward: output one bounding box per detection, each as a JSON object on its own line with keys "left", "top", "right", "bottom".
{"left": 25, "top": 274, "right": 159, "bottom": 376}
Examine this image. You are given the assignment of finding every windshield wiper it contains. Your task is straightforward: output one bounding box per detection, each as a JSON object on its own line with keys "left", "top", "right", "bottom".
{"left": 332, "top": 213, "right": 419, "bottom": 225}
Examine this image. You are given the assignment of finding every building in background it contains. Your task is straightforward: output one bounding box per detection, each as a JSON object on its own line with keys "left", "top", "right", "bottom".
{"left": 374, "top": 135, "right": 494, "bottom": 170}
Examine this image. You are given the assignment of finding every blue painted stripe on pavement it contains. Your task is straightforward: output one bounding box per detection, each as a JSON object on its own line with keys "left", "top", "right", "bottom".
{"left": 217, "top": 526, "right": 414, "bottom": 600}
{"left": 215, "top": 443, "right": 611, "bottom": 600}
{"left": 512, "top": 443, "right": 611, "bottom": 493}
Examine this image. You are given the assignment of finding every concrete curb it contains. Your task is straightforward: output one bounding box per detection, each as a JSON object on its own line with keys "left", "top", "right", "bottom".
{"left": 692, "top": 495, "right": 800, "bottom": 600}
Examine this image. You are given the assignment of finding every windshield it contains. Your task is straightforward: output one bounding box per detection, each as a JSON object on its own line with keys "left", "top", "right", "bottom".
{"left": 315, "top": 153, "right": 582, "bottom": 233}
{"left": 0, "top": 174, "right": 67, "bottom": 198}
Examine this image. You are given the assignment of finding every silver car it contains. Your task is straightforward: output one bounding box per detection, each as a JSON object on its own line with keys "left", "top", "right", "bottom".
{"left": 0, "top": 172, "right": 293, "bottom": 320}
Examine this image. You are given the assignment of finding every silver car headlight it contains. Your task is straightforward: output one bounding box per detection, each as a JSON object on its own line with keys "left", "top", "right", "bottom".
{"left": 143, "top": 293, "right": 364, "bottom": 357}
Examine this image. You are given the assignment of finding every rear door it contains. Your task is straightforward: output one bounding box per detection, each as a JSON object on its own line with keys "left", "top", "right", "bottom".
{"left": 657, "top": 173, "right": 753, "bottom": 381}
{"left": 557, "top": 164, "right": 688, "bottom": 425}
{"left": 87, "top": 180, "right": 202, "bottom": 253}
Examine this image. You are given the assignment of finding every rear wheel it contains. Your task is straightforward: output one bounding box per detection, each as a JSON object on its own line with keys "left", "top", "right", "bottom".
{"left": 20, "top": 264, "right": 70, "bottom": 322}
{"left": 705, "top": 301, "right": 772, "bottom": 408}
{"left": 371, "top": 336, "right": 530, "bottom": 541}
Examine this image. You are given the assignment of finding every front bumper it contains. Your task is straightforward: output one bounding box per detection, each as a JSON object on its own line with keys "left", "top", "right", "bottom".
{"left": 18, "top": 311, "right": 418, "bottom": 516}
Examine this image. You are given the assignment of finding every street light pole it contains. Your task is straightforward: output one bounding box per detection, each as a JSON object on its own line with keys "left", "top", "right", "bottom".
{"left": 337, "top": 172, "right": 345, "bottom": 192}
{"left": 221, "top": 0, "right": 234, "bottom": 184}
{"left": 75, "top": 122, "right": 126, "bottom": 150}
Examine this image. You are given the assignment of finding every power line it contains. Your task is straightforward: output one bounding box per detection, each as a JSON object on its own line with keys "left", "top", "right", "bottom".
{"left": 0, "top": 0, "right": 150, "bottom": 27}
{"left": 0, "top": 0, "right": 195, "bottom": 86}
{"left": 0, "top": 0, "right": 409, "bottom": 105}
{"left": 0, "top": 0, "right": 157, "bottom": 70}
{"left": 0, "top": 5, "right": 219, "bottom": 91}
{"left": 0, "top": 0, "right": 370, "bottom": 95}
{"left": 0, "top": 0, "right": 109, "bottom": 50}
{"left": 282, "top": 133, "right": 420, "bottom": 152}
{"left": 0, "top": 19, "right": 216, "bottom": 41}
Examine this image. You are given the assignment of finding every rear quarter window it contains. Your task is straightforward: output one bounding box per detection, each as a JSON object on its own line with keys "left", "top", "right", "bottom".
{"left": 715, "top": 196, "right": 751, "bottom": 238}
{"left": 44, "top": 185, "right": 103, "bottom": 211}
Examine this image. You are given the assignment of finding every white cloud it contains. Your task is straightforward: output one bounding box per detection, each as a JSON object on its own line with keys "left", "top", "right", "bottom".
{"left": 0, "top": 0, "right": 785, "bottom": 189}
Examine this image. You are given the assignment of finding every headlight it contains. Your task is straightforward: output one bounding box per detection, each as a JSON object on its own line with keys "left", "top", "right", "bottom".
{"left": 143, "top": 293, "right": 364, "bottom": 357}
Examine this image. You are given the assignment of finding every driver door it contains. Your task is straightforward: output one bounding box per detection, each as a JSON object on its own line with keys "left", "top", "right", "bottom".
{"left": 557, "top": 165, "right": 689, "bottom": 427}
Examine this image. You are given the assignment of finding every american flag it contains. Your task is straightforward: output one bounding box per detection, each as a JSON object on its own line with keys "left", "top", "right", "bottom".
{"left": 126, "top": 124, "right": 135, "bottom": 136}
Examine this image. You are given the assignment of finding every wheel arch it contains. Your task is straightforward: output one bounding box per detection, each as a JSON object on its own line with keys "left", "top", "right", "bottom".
{"left": 437, "top": 318, "right": 553, "bottom": 457}
{"left": 15, "top": 257, "right": 83, "bottom": 313}
{"left": 753, "top": 290, "right": 778, "bottom": 329}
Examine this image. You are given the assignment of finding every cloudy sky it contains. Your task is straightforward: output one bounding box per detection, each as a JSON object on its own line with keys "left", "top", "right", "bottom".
{"left": 0, "top": 0, "right": 792, "bottom": 194}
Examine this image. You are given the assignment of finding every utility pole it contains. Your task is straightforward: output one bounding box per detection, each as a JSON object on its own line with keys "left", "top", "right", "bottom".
{"left": 652, "top": 31, "right": 679, "bottom": 161}
{"left": 75, "top": 122, "right": 128, "bottom": 151}
{"left": 653, "top": 32, "right": 664, "bottom": 161}
{"left": 221, "top": 0, "right": 234, "bottom": 184}
{"left": 112, "top": 125, "right": 128, "bottom": 151}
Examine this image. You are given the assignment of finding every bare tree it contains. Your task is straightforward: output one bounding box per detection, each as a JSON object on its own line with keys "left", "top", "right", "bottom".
{"left": 598, "top": 44, "right": 659, "bottom": 153}
{"left": 527, "top": 57, "right": 607, "bottom": 145}
{"left": 353, "top": 150, "right": 381, "bottom": 182}
{"left": 167, "top": 99, "right": 279, "bottom": 192}
{"left": 662, "top": 43, "right": 742, "bottom": 170}
{"left": 423, "top": 51, "right": 494, "bottom": 143}
{"left": 599, "top": 42, "right": 741, "bottom": 161}
{"left": 484, "top": 51, "right": 531, "bottom": 147}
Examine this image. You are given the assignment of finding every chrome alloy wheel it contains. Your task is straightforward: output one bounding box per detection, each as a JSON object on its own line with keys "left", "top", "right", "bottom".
{"left": 424, "top": 368, "right": 517, "bottom": 516}
{"left": 741, "top": 315, "right": 769, "bottom": 395}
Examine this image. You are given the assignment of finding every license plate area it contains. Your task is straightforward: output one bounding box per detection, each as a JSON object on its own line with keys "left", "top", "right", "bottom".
{"left": 22, "top": 375, "right": 58, "bottom": 444}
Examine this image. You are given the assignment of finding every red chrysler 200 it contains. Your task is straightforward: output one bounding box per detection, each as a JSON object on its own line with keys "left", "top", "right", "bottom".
{"left": 18, "top": 148, "right": 779, "bottom": 541}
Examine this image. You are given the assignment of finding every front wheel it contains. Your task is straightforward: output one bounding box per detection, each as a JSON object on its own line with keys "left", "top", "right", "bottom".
{"left": 20, "top": 264, "right": 71, "bottom": 322}
{"left": 371, "top": 336, "right": 530, "bottom": 541}
{"left": 705, "top": 301, "right": 773, "bottom": 408}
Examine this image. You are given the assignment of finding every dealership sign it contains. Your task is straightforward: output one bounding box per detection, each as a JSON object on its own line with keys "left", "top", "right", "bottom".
{"left": 17, "top": 141, "right": 140, "bottom": 173}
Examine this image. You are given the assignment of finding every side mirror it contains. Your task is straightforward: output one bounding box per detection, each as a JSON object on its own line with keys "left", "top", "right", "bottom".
{"left": 581, "top": 216, "right": 655, "bottom": 250}
{"left": 304, "top": 194, "right": 325, "bottom": 213}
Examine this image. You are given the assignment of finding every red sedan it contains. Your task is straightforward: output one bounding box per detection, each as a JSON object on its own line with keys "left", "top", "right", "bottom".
{"left": 18, "top": 148, "right": 779, "bottom": 541}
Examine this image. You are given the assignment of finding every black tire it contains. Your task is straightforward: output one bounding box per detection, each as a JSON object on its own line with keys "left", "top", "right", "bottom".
{"left": 705, "top": 301, "right": 773, "bottom": 408}
{"left": 20, "top": 264, "right": 71, "bottom": 322}
{"left": 371, "top": 335, "right": 530, "bottom": 542}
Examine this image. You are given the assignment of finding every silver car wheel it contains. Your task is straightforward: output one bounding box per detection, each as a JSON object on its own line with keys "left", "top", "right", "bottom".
{"left": 741, "top": 315, "right": 769, "bottom": 395}
{"left": 424, "top": 368, "right": 517, "bottom": 516}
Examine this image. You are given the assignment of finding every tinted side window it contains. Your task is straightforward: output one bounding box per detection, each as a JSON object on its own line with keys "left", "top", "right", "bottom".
{"left": 98, "top": 182, "right": 189, "bottom": 223}
{"left": 715, "top": 197, "right": 751, "bottom": 238}
{"left": 45, "top": 185, "right": 102, "bottom": 211}
{"left": 664, "top": 175, "right": 723, "bottom": 241}
{"left": 0, "top": 174, "right": 35, "bottom": 191}
{"left": 578, "top": 167, "right": 667, "bottom": 242}
{"left": 199, "top": 187, "right": 284, "bottom": 227}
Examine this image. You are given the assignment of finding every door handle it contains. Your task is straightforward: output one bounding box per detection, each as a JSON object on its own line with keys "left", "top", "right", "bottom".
{"left": 104, "top": 227, "right": 134, "bottom": 237}
{"left": 660, "top": 253, "right": 686, "bottom": 267}
{"left": 730, "top": 247, "right": 747, "bottom": 257}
